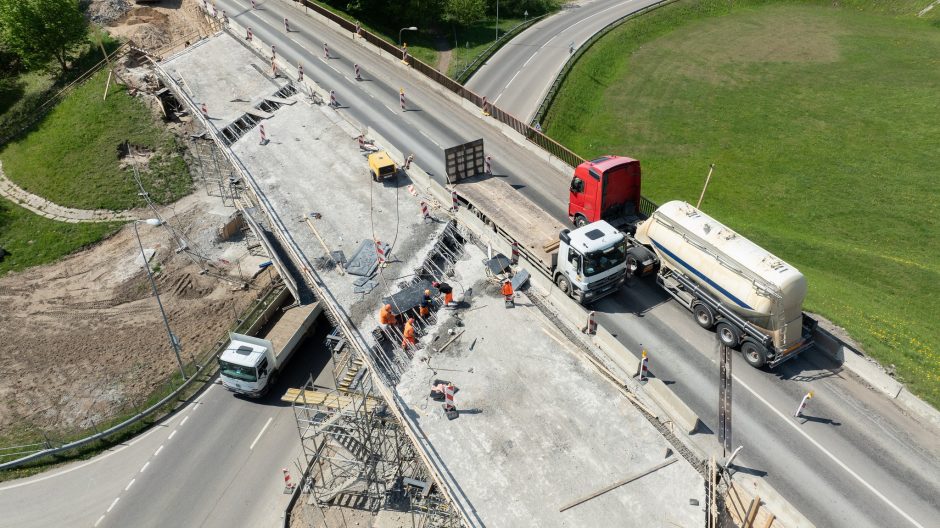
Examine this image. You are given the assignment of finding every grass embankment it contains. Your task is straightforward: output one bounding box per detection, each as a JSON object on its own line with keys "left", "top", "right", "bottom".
{"left": 448, "top": 17, "right": 525, "bottom": 77}
{"left": 544, "top": 0, "right": 940, "bottom": 406}
{"left": 0, "top": 68, "right": 190, "bottom": 211}
{"left": 0, "top": 198, "right": 120, "bottom": 275}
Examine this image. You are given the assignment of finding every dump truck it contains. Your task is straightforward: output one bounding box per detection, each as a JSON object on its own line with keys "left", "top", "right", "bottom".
{"left": 218, "top": 302, "right": 322, "bottom": 397}
{"left": 567, "top": 155, "right": 658, "bottom": 276}
{"left": 454, "top": 174, "right": 627, "bottom": 304}
{"left": 632, "top": 201, "right": 816, "bottom": 367}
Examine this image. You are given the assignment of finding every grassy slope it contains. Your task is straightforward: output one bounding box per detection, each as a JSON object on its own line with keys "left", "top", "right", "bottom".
{"left": 0, "top": 196, "right": 119, "bottom": 275}
{"left": 544, "top": 0, "right": 940, "bottom": 406}
{"left": 0, "top": 68, "right": 190, "bottom": 211}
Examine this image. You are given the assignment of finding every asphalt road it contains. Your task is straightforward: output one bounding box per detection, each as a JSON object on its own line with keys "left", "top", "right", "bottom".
{"left": 0, "top": 320, "right": 335, "bottom": 528}
{"left": 2, "top": 2, "right": 937, "bottom": 527}
{"left": 466, "top": 0, "right": 663, "bottom": 122}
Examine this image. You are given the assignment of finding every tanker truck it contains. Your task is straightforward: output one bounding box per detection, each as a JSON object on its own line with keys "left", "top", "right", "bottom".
{"left": 632, "top": 201, "right": 816, "bottom": 368}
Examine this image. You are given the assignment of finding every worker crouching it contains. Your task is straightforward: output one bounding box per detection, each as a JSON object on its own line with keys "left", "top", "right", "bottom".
{"left": 379, "top": 303, "right": 397, "bottom": 327}
{"left": 502, "top": 279, "right": 514, "bottom": 308}
{"left": 433, "top": 281, "right": 454, "bottom": 307}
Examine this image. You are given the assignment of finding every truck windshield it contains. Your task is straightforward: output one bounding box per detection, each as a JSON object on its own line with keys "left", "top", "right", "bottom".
{"left": 583, "top": 242, "right": 626, "bottom": 276}
{"left": 218, "top": 359, "right": 257, "bottom": 382}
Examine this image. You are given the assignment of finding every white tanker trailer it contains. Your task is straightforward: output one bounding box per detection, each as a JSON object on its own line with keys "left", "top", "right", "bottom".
{"left": 633, "top": 200, "right": 816, "bottom": 368}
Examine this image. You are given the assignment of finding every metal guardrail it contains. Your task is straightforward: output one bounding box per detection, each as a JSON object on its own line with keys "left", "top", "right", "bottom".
{"left": 454, "top": 14, "right": 549, "bottom": 83}
{"left": 0, "top": 282, "right": 285, "bottom": 470}
{"left": 530, "top": 0, "right": 673, "bottom": 129}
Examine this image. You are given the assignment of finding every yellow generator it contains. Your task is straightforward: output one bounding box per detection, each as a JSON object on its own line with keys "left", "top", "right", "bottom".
{"left": 368, "top": 151, "right": 397, "bottom": 182}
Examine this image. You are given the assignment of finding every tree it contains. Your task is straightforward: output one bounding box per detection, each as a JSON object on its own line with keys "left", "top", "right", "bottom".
{"left": 0, "top": 0, "right": 87, "bottom": 73}
{"left": 445, "top": 0, "right": 486, "bottom": 26}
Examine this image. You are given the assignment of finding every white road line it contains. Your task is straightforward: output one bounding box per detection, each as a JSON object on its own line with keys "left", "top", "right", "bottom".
{"left": 168, "top": 429, "right": 177, "bottom": 440}
{"left": 139, "top": 461, "right": 150, "bottom": 473}
{"left": 734, "top": 375, "right": 925, "bottom": 528}
{"left": 250, "top": 417, "right": 274, "bottom": 450}
{"left": 495, "top": 69, "right": 524, "bottom": 102}
{"left": 193, "top": 385, "right": 214, "bottom": 404}
{"left": 106, "top": 497, "right": 120, "bottom": 513}
{"left": 94, "top": 515, "right": 106, "bottom": 527}
{"left": 180, "top": 415, "right": 189, "bottom": 426}
{"left": 154, "top": 445, "right": 164, "bottom": 457}
{"left": 124, "top": 479, "right": 136, "bottom": 492}
{"left": 522, "top": 50, "right": 539, "bottom": 68}
{"left": 383, "top": 104, "right": 398, "bottom": 114}
{"left": 418, "top": 129, "right": 442, "bottom": 148}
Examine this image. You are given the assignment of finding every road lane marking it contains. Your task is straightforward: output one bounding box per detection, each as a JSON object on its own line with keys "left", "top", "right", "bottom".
{"left": 168, "top": 429, "right": 177, "bottom": 440}
{"left": 522, "top": 50, "right": 539, "bottom": 68}
{"left": 154, "top": 445, "right": 164, "bottom": 457}
{"left": 734, "top": 375, "right": 925, "bottom": 528}
{"left": 140, "top": 461, "right": 150, "bottom": 473}
{"left": 495, "top": 69, "right": 524, "bottom": 102}
{"left": 124, "top": 479, "right": 135, "bottom": 492}
{"left": 106, "top": 497, "right": 119, "bottom": 513}
{"left": 250, "top": 417, "right": 274, "bottom": 450}
{"left": 94, "top": 515, "right": 106, "bottom": 527}
{"left": 180, "top": 415, "right": 189, "bottom": 426}
{"left": 419, "top": 129, "right": 442, "bottom": 148}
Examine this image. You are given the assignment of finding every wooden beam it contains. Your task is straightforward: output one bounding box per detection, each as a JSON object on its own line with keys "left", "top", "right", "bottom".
{"left": 559, "top": 457, "right": 677, "bottom": 512}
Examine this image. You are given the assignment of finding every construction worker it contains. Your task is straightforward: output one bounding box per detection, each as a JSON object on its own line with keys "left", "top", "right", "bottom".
{"left": 379, "top": 303, "right": 397, "bottom": 326}
{"left": 402, "top": 317, "right": 417, "bottom": 348}
{"left": 419, "top": 290, "right": 432, "bottom": 318}
{"left": 502, "top": 278, "right": 514, "bottom": 307}
{"left": 433, "top": 281, "right": 454, "bottom": 306}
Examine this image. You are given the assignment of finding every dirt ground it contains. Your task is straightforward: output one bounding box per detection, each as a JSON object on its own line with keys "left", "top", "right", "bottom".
{"left": 0, "top": 190, "right": 272, "bottom": 437}
{"left": 89, "top": 0, "right": 215, "bottom": 52}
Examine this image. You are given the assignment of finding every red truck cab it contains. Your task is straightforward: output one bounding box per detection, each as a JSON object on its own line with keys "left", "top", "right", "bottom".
{"left": 569, "top": 156, "right": 642, "bottom": 229}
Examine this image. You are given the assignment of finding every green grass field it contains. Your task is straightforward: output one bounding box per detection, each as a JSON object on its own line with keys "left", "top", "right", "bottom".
{"left": 544, "top": 0, "right": 940, "bottom": 406}
{"left": 0, "top": 68, "right": 191, "bottom": 211}
{"left": 0, "top": 197, "right": 119, "bottom": 275}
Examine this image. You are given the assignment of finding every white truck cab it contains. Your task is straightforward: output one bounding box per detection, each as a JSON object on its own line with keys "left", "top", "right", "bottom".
{"left": 555, "top": 220, "right": 628, "bottom": 304}
{"left": 218, "top": 334, "right": 276, "bottom": 397}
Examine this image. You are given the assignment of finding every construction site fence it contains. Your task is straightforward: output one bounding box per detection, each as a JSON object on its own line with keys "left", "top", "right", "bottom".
{"left": 529, "top": 0, "right": 673, "bottom": 128}
{"left": 0, "top": 281, "right": 286, "bottom": 471}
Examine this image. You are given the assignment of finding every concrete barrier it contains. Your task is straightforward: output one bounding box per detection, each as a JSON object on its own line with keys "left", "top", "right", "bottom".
{"left": 812, "top": 326, "right": 903, "bottom": 398}
{"left": 643, "top": 378, "right": 700, "bottom": 434}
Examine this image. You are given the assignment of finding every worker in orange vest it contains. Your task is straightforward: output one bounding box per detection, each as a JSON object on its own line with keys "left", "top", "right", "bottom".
{"left": 502, "top": 278, "right": 514, "bottom": 307}
{"left": 379, "top": 303, "right": 397, "bottom": 326}
{"left": 402, "top": 317, "right": 417, "bottom": 348}
{"left": 419, "top": 289, "right": 432, "bottom": 318}
{"left": 433, "top": 281, "right": 454, "bottom": 306}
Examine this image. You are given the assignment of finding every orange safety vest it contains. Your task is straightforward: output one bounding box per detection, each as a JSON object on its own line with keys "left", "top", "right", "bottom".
{"left": 402, "top": 324, "right": 416, "bottom": 346}
{"left": 502, "top": 282, "right": 513, "bottom": 297}
{"left": 379, "top": 307, "right": 396, "bottom": 325}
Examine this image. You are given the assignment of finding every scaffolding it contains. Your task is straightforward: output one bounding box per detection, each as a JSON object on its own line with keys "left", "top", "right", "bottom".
{"left": 290, "top": 372, "right": 463, "bottom": 528}
{"left": 288, "top": 221, "right": 469, "bottom": 528}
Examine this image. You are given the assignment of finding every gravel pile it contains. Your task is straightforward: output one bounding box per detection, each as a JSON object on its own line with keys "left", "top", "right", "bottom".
{"left": 85, "top": 0, "right": 132, "bottom": 25}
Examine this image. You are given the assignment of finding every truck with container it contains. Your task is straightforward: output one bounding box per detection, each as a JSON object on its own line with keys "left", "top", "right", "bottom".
{"left": 566, "top": 155, "right": 814, "bottom": 367}
{"left": 218, "top": 302, "right": 322, "bottom": 397}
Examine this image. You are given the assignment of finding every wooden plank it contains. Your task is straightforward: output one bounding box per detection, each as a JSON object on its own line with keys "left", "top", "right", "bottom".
{"left": 281, "top": 388, "right": 381, "bottom": 412}
{"left": 559, "top": 457, "right": 677, "bottom": 512}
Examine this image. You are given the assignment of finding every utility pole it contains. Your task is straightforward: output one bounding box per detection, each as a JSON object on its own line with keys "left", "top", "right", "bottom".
{"left": 718, "top": 343, "right": 732, "bottom": 456}
{"left": 696, "top": 163, "right": 716, "bottom": 209}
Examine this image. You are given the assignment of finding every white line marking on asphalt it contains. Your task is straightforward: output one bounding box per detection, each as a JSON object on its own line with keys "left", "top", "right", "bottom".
{"left": 384, "top": 104, "right": 398, "bottom": 114}
{"left": 250, "top": 417, "right": 274, "bottom": 450}
{"left": 180, "top": 415, "right": 189, "bottom": 426}
{"left": 94, "top": 515, "right": 106, "bottom": 527}
{"left": 735, "top": 375, "right": 925, "bottom": 528}
{"left": 154, "top": 445, "right": 164, "bottom": 457}
{"left": 168, "top": 429, "right": 177, "bottom": 440}
{"left": 106, "top": 497, "right": 119, "bottom": 513}
{"left": 495, "top": 69, "right": 524, "bottom": 102}
{"left": 522, "top": 51, "right": 539, "bottom": 68}
{"left": 124, "top": 479, "right": 135, "bottom": 492}
{"left": 419, "top": 129, "right": 441, "bottom": 148}
{"left": 140, "top": 461, "right": 150, "bottom": 473}
{"left": 193, "top": 385, "right": 214, "bottom": 404}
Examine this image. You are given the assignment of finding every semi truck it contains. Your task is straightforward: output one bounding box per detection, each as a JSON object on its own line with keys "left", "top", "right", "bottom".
{"left": 453, "top": 173, "right": 628, "bottom": 305}
{"left": 218, "top": 302, "right": 322, "bottom": 396}
{"left": 566, "top": 155, "right": 814, "bottom": 367}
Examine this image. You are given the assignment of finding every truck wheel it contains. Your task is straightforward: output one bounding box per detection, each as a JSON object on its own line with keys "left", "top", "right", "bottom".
{"left": 715, "top": 322, "right": 741, "bottom": 348}
{"left": 555, "top": 275, "right": 572, "bottom": 297}
{"left": 626, "top": 254, "right": 640, "bottom": 276}
{"left": 741, "top": 341, "right": 768, "bottom": 368}
{"left": 574, "top": 215, "right": 588, "bottom": 228}
{"left": 693, "top": 303, "right": 716, "bottom": 329}
{"left": 370, "top": 170, "right": 378, "bottom": 182}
